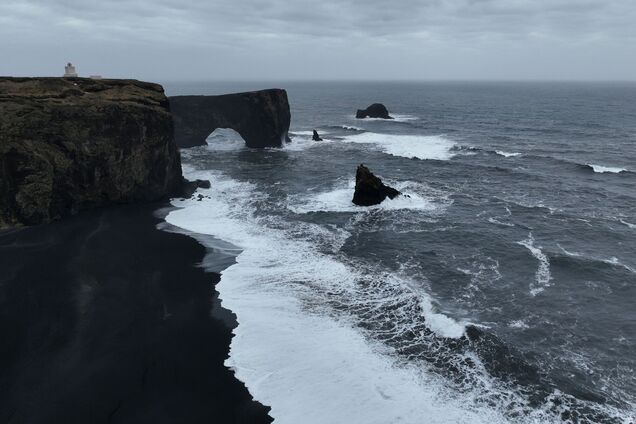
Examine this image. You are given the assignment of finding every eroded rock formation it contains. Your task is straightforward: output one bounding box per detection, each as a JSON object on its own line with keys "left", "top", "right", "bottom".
{"left": 0, "top": 77, "right": 183, "bottom": 229}
{"left": 356, "top": 103, "right": 393, "bottom": 119}
{"left": 352, "top": 164, "right": 401, "bottom": 206}
{"left": 170, "top": 89, "right": 291, "bottom": 148}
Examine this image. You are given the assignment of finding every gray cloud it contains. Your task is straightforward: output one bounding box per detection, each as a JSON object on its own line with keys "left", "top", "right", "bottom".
{"left": 1, "top": 0, "right": 635, "bottom": 80}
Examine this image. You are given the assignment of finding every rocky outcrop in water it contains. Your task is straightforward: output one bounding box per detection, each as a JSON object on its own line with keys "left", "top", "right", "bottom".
{"left": 312, "top": 130, "right": 322, "bottom": 141}
{"left": 352, "top": 164, "right": 401, "bottom": 206}
{"left": 170, "top": 89, "right": 292, "bottom": 148}
{"left": 0, "top": 77, "right": 183, "bottom": 229}
{"left": 355, "top": 103, "right": 393, "bottom": 119}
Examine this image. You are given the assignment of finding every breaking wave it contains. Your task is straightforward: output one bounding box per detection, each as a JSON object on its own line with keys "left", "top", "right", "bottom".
{"left": 340, "top": 132, "right": 456, "bottom": 160}
{"left": 516, "top": 233, "right": 552, "bottom": 296}
{"left": 164, "top": 168, "right": 630, "bottom": 424}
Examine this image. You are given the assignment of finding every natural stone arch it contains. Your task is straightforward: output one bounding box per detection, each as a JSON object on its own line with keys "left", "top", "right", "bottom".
{"left": 169, "top": 89, "right": 291, "bottom": 149}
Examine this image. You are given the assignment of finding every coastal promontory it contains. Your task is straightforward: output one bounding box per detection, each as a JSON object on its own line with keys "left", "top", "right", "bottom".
{"left": 0, "top": 77, "right": 183, "bottom": 229}
{"left": 170, "top": 89, "right": 292, "bottom": 148}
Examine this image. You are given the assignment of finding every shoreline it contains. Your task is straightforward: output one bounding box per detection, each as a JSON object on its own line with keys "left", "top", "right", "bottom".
{"left": 0, "top": 202, "right": 272, "bottom": 423}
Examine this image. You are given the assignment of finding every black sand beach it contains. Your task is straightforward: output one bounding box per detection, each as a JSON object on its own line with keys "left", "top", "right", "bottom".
{"left": 0, "top": 202, "right": 272, "bottom": 424}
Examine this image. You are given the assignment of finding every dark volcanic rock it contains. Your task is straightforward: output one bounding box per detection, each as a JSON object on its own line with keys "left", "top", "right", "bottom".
{"left": 312, "top": 129, "right": 322, "bottom": 141}
{"left": 181, "top": 179, "right": 212, "bottom": 198}
{"left": 352, "top": 164, "right": 401, "bottom": 206}
{"left": 0, "top": 77, "right": 183, "bottom": 229}
{"left": 170, "top": 89, "right": 292, "bottom": 148}
{"left": 355, "top": 103, "right": 393, "bottom": 119}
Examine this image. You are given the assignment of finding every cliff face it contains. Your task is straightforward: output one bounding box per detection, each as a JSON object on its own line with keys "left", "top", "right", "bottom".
{"left": 169, "top": 89, "right": 291, "bottom": 148}
{"left": 0, "top": 77, "right": 182, "bottom": 229}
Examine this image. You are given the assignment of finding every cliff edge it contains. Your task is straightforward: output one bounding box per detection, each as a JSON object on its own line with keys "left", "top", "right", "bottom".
{"left": 0, "top": 77, "right": 183, "bottom": 229}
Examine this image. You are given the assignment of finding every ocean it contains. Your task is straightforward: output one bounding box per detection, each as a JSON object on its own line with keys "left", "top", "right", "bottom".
{"left": 162, "top": 81, "right": 636, "bottom": 423}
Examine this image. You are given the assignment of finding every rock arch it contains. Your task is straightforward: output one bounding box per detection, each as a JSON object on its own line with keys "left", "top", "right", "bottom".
{"left": 169, "top": 89, "right": 291, "bottom": 149}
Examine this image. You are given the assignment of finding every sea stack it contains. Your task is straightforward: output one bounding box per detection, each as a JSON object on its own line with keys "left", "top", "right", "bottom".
{"left": 312, "top": 130, "right": 323, "bottom": 141}
{"left": 355, "top": 103, "right": 393, "bottom": 119}
{"left": 0, "top": 77, "right": 183, "bottom": 229}
{"left": 352, "top": 164, "right": 401, "bottom": 206}
{"left": 170, "top": 89, "right": 292, "bottom": 148}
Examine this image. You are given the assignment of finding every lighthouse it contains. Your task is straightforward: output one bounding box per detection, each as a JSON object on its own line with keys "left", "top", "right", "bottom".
{"left": 63, "top": 63, "right": 78, "bottom": 77}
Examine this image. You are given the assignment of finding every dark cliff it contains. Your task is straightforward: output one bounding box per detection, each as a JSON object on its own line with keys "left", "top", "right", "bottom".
{"left": 169, "top": 89, "right": 291, "bottom": 148}
{"left": 0, "top": 77, "right": 183, "bottom": 229}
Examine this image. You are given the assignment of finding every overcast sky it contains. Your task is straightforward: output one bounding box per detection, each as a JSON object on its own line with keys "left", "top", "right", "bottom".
{"left": 1, "top": 0, "right": 635, "bottom": 81}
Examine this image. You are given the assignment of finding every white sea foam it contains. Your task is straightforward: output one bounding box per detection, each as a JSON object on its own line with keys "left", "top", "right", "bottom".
{"left": 287, "top": 180, "right": 446, "bottom": 214}
{"left": 352, "top": 113, "right": 419, "bottom": 122}
{"left": 205, "top": 128, "right": 247, "bottom": 151}
{"left": 495, "top": 151, "right": 521, "bottom": 158}
{"left": 285, "top": 130, "right": 337, "bottom": 151}
{"left": 164, "top": 170, "right": 529, "bottom": 424}
{"left": 619, "top": 219, "right": 636, "bottom": 229}
{"left": 290, "top": 130, "right": 330, "bottom": 136}
{"left": 419, "top": 297, "right": 466, "bottom": 338}
{"left": 340, "top": 125, "right": 363, "bottom": 131}
{"left": 341, "top": 132, "right": 456, "bottom": 160}
{"left": 509, "top": 320, "right": 530, "bottom": 329}
{"left": 487, "top": 217, "right": 514, "bottom": 227}
{"left": 587, "top": 164, "right": 627, "bottom": 173}
{"left": 392, "top": 113, "right": 420, "bottom": 122}
{"left": 557, "top": 245, "right": 636, "bottom": 275}
{"left": 516, "top": 233, "right": 552, "bottom": 296}
{"left": 603, "top": 257, "right": 636, "bottom": 274}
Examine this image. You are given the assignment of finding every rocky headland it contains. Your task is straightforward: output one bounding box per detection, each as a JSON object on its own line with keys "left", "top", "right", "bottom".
{"left": 0, "top": 77, "right": 275, "bottom": 423}
{"left": 170, "top": 89, "right": 291, "bottom": 148}
{"left": 0, "top": 77, "right": 183, "bottom": 229}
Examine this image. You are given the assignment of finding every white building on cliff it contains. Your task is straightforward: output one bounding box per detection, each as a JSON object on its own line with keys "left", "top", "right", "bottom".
{"left": 63, "top": 63, "right": 78, "bottom": 77}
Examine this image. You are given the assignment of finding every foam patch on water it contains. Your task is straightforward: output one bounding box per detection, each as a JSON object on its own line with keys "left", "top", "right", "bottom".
{"left": 392, "top": 113, "right": 420, "bottom": 122}
{"left": 205, "top": 128, "right": 247, "bottom": 151}
{"left": 290, "top": 130, "right": 331, "bottom": 136}
{"left": 495, "top": 151, "right": 522, "bottom": 158}
{"left": 285, "top": 130, "right": 338, "bottom": 151}
{"left": 287, "top": 180, "right": 446, "bottom": 214}
{"left": 351, "top": 113, "right": 419, "bottom": 122}
{"left": 419, "top": 297, "right": 466, "bottom": 338}
{"left": 508, "top": 320, "right": 530, "bottom": 329}
{"left": 164, "top": 170, "right": 519, "bottom": 424}
{"left": 516, "top": 233, "right": 552, "bottom": 296}
{"left": 586, "top": 163, "right": 627, "bottom": 173}
{"left": 619, "top": 219, "right": 636, "bottom": 229}
{"left": 341, "top": 132, "right": 456, "bottom": 160}
{"left": 558, "top": 245, "right": 636, "bottom": 275}
{"left": 487, "top": 217, "right": 514, "bottom": 227}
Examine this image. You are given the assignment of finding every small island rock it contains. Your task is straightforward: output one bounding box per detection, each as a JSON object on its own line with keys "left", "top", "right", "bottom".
{"left": 352, "top": 164, "right": 401, "bottom": 206}
{"left": 355, "top": 103, "right": 393, "bottom": 119}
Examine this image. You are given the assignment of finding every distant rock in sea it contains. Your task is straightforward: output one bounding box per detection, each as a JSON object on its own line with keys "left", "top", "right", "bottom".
{"left": 352, "top": 164, "right": 401, "bottom": 206}
{"left": 312, "top": 130, "right": 322, "bottom": 141}
{"left": 355, "top": 103, "right": 393, "bottom": 119}
{"left": 0, "top": 77, "right": 183, "bottom": 229}
{"left": 170, "top": 89, "right": 292, "bottom": 148}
